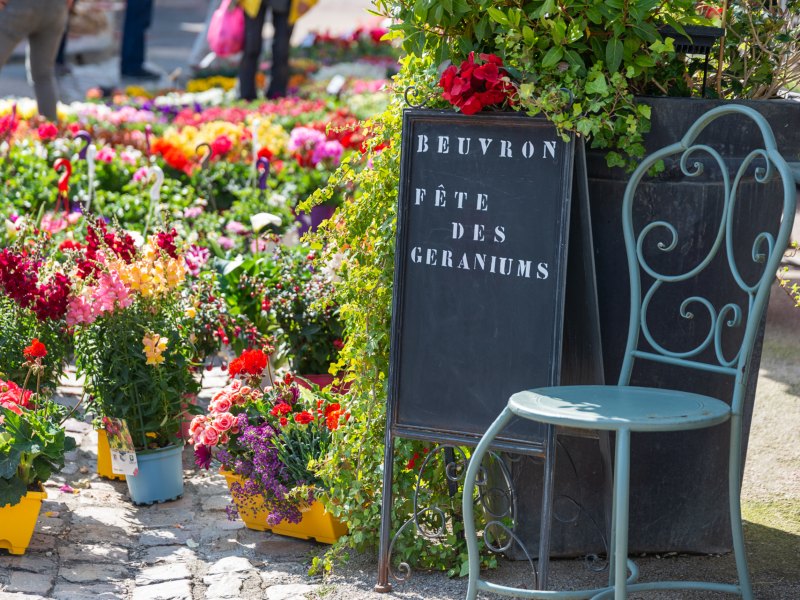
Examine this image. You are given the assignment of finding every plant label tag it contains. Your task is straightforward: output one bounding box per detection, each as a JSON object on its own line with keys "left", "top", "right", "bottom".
{"left": 103, "top": 417, "right": 139, "bottom": 476}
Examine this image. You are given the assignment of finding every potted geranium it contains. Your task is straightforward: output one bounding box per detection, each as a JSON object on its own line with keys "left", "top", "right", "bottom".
{"left": 0, "top": 340, "right": 77, "bottom": 555}
{"left": 189, "top": 347, "right": 348, "bottom": 544}
{"left": 72, "top": 221, "right": 199, "bottom": 505}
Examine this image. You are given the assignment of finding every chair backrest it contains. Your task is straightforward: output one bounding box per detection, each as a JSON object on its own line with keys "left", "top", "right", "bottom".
{"left": 618, "top": 104, "right": 797, "bottom": 417}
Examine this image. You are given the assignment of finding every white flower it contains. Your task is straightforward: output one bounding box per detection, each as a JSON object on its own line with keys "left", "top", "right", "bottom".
{"left": 250, "top": 212, "right": 282, "bottom": 232}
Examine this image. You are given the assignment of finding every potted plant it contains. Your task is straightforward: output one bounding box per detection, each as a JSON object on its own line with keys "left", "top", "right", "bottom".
{"left": 219, "top": 241, "right": 344, "bottom": 384}
{"left": 189, "top": 347, "right": 348, "bottom": 544}
{"left": 72, "top": 221, "right": 199, "bottom": 504}
{"left": 0, "top": 340, "right": 77, "bottom": 555}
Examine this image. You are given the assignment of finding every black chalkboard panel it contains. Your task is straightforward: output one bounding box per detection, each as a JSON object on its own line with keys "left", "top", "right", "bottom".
{"left": 389, "top": 110, "right": 575, "bottom": 450}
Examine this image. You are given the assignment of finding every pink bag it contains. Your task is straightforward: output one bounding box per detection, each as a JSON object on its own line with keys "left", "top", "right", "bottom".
{"left": 207, "top": 0, "right": 245, "bottom": 57}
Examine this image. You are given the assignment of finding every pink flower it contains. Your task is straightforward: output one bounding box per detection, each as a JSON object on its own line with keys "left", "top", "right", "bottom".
{"left": 119, "top": 149, "right": 140, "bottom": 165}
{"left": 211, "top": 394, "right": 232, "bottom": 414}
{"left": 37, "top": 122, "right": 58, "bottom": 141}
{"left": 288, "top": 127, "right": 326, "bottom": 152}
{"left": 41, "top": 212, "right": 69, "bottom": 234}
{"left": 212, "top": 412, "right": 235, "bottom": 432}
{"left": 210, "top": 135, "right": 233, "bottom": 157}
{"left": 199, "top": 427, "right": 220, "bottom": 446}
{"left": 311, "top": 140, "right": 344, "bottom": 167}
{"left": 184, "top": 244, "right": 210, "bottom": 276}
{"left": 96, "top": 146, "right": 116, "bottom": 163}
{"left": 225, "top": 221, "right": 248, "bottom": 236}
{"left": 0, "top": 399, "right": 23, "bottom": 415}
{"left": 133, "top": 166, "right": 150, "bottom": 182}
{"left": 216, "top": 236, "right": 235, "bottom": 250}
{"left": 188, "top": 415, "right": 208, "bottom": 437}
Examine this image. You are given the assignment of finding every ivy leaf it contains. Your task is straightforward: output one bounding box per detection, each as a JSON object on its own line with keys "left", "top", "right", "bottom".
{"left": 605, "top": 37, "right": 623, "bottom": 72}
{"left": 585, "top": 73, "right": 609, "bottom": 96}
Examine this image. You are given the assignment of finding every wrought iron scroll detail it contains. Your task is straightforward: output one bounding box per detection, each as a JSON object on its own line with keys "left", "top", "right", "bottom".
{"left": 403, "top": 86, "right": 437, "bottom": 109}
{"left": 632, "top": 141, "right": 784, "bottom": 370}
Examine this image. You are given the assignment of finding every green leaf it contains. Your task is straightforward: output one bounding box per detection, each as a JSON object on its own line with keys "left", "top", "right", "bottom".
{"left": 541, "top": 46, "right": 564, "bottom": 69}
{"left": 486, "top": 7, "right": 508, "bottom": 26}
{"left": 585, "top": 73, "right": 609, "bottom": 96}
{"left": 0, "top": 476, "right": 27, "bottom": 507}
{"left": 605, "top": 37, "right": 623, "bottom": 72}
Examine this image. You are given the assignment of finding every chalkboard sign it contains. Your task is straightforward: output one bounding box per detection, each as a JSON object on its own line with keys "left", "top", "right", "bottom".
{"left": 388, "top": 110, "right": 575, "bottom": 450}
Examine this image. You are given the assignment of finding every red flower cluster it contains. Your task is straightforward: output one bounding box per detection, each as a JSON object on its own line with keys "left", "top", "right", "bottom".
{"left": 228, "top": 348, "right": 269, "bottom": 378}
{"left": 86, "top": 221, "right": 136, "bottom": 262}
{"left": 293, "top": 410, "right": 314, "bottom": 425}
{"left": 439, "top": 52, "right": 516, "bottom": 116}
{"left": 155, "top": 228, "right": 179, "bottom": 259}
{"left": 210, "top": 134, "right": 233, "bottom": 157}
{"left": 23, "top": 338, "right": 47, "bottom": 361}
{"left": 37, "top": 122, "right": 58, "bottom": 141}
{"left": 152, "top": 138, "right": 192, "bottom": 175}
{"left": 0, "top": 249, "right": 71, "bottom": 321}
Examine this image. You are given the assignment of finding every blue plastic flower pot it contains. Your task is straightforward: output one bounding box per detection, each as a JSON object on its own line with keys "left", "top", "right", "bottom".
{"left": 125, "top": 444, "right": 184, "bottom": 506}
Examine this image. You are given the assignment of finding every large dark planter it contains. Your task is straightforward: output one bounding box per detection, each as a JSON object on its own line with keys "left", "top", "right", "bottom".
{"left": 509, "top": 97, "right": 800, "bottom": 558}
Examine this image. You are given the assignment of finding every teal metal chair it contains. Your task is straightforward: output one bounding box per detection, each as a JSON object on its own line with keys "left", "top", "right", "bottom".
{"left": 462, "top": 104, "right": 798, "bottom": 600}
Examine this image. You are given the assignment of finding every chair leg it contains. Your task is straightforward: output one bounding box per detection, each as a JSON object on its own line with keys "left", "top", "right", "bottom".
{"left": 463, "top": 406, "right": 515, "bottom": 600}
{"left": 537, "top": 424, "right": 557, "bottom": 590}
{"left": 728, "top": 416, "right": 753, "bottom": 600}
{"left": 611, "top": 428, "right": 631, "bottom": 600}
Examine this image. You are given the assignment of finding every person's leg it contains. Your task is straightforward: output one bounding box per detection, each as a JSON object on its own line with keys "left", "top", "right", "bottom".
{"left": 238, "top": 1, "right": 267, "bottom": 101}
{"left": 27, "top": 3, "right": 68, "bottom": 120}
{"left": 265, "top": 9, "right": 292, "bottom": 98}
{"left": 121, "top": 0, "right": 154, "bottom": 75}
{"left": 0, "top": 0, "right": 35, "bottom": 72}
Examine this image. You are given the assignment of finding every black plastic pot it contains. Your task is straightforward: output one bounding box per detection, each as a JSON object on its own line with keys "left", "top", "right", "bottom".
{"left": 509, "top": 97, "right": 800, "bottom": 558}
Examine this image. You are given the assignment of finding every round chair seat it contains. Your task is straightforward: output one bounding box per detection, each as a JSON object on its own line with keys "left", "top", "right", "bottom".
{"left": 509, "top": 385, "right": 731, "bottom": 432}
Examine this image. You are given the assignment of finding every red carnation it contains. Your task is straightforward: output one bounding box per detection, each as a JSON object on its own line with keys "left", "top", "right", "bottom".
{"left": 270, "top": 402, "right": 292, "bottom": 417}
{"left": 229, "top": 348, "right": 268, "bottom": 378}
{"left": 23, "top": 338, "right": 47, "bottom": 360}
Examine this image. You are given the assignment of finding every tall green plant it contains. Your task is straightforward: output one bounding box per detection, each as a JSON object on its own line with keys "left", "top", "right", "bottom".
{"left": 304, "top": 55, "right": 496, "bottom": 575}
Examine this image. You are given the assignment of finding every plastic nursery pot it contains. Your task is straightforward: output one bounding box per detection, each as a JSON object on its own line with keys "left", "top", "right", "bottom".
{"left": 96, "top": 429, "right": 126, "bottom": 481}
{"left": 0, "top": 489, "right": 47, "bottom": 555}
{"left": 125, "top": 444, "right": 184, "bottom": 506}
{"left": 220, "top": 469, "right": 347, "bottom": 544}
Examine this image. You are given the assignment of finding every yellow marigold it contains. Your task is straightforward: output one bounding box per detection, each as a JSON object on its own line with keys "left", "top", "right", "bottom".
{"left": 142, "top": 332, "right": 168, "bottom": 366}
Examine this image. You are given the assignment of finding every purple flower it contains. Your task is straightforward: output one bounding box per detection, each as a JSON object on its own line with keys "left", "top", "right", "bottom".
{"left": 311, "top": 140, "right": 344, "bottom": 167}
{"left": 194, "top": 444, "right": 213, "bottom": 469}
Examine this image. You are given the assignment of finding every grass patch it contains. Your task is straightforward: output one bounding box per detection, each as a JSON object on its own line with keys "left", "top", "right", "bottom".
{"left": 743, "top": 498, "right": 800, "bottom": 578}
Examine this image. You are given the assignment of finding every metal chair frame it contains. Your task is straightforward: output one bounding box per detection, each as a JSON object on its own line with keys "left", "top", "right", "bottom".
{"left": 462, "top": 104, "right": 798, "bottom": 600}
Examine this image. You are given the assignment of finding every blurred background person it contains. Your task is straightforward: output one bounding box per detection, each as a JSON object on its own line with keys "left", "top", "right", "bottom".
{"left": 238, "top": 0, "right": 292, "bottom": 100}
{"left": 0, "top": 0, "right": 71, "bottom": 120}
{"left": 121, "top": 0, "right": 159, "bottom": 79}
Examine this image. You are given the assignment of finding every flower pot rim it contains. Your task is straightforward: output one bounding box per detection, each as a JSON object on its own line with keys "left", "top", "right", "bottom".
{"left": 136, "top": 443, "right": 185, "bottom": 456}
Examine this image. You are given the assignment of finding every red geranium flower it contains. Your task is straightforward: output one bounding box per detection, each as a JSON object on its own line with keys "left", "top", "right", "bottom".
{"left": 439, "top": 52, "right": 516, "bottom": 115}
{"left": 270, "top": 402, "right": 292, "bottom": 417}
{"left": 229, "top": 348, "right": 268, "bottom": 377}
{"left": 210, "top": 134, "right": 232, "bottom": 157}
{"left": 23, "top": 338, "right": 47, "bottom": 360}
{"left": 294, "top": 411, "right": 314, "bottom": 425}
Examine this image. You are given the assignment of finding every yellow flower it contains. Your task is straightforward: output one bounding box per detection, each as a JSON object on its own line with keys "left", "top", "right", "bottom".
{"left": 142, "top": 333, "right": 168, "bottom": 366}
{"left": 185, "top": 306, "right": 197, "bottom": 319}
{"left": 164, "top": 258, "right": 186, "bottom": 289}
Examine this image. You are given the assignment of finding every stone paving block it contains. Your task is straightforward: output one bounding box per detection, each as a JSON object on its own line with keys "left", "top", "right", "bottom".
{"left": 135, "top": 562, "right": 192, "bottom": 585}
{"left": 72, "top": 504, "right": 136, "bottom": 529}
{"left": 58, "top": 561, "right": 130, "bottom": 583}
{"left": 64, "top": 420, "right": 93, "bottom": 434}
{"left": 5, "top": 571, "right": 54, "bottom": 595}
{"left": 137, "top": 545, "right": 197, "bottom": 565}
{"left": 67, "top": 522, "right": 133, "bottom": 547}
{"left": 201, "top": 494, "right": 230, "bottom": 511}
{"left": 139, "top": 528, "right": 193, "bottom": 547}
{"left": 131, "top": 579, "right": 192, "bottom": 600}
{"left": 259, "top": 569, "right": 305, "bottom": 587}
{"left": 134, "top": 506, "right": 197, "bottom": 528}
{"left": 36, "top": 514, "right": 67, "bottom": 535}
{"left": 203, "top": 572, "right": 246, "bottom": 599}
{"left": 26, "top": 533, "right": 57, "bottom": 552}
{"left": 0, "top": 553, "right": 57, "bottom": 573}
{"left": 58, "top": 543, "right": 129, "bottom": 563}
{"left": 264, "top": 583, "right": 319, "bottom": 600}
{"left": 51, "top": 582, "right": 128, "bottom": 599}
{"left": 207, "top": 555, "right": 253, "bottom": 575}
{"left": 0, "top": 593, "right": 48, "bottom": 600}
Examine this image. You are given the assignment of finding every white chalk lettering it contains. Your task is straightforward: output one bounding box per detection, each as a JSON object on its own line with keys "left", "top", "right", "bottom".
{"left": 457, "top": 137, "right": 471, "bottom": 155}
{"left": 434, "top": 185, "right": 446, "bottom": 207}
{"left": 426, "top": 248, "right": 438, "bottom": 265}
{"left": 473, "top": 224, "right": 485, "bottom": 242}
{"left": 493, "top": 226, "right": 506, "bottom": 243}
{"left": 537, "top": 262, "right": 549, "bottom": 279}
{"left": 452, "top": 222, "right": 464, "bottom": 240}
{"left": 417, "top": 135, "right": 429, "bottom": 153}
{"left": 500, "top": 140, "right": 513, "bottom": 158}
{"left": 476, "top": 193, "right": 488, "bottom": 211}
{"left": 410, "top": 247, "right": 422, "bottom": 263}
{"left": 517, "top": 260, "right": 531, "bottom": 278}
{"left": 455, "top": 191, "right": 467, "bottom": 209}
{"left": 479, "top": 138, "right": 493, "bottom": 155}
{"left": 441, "top": 249, "right": 453, "bottom": 268}
{"left": 415, "top": 188, "right": 426, "bottom": 205}
{"left": 438, "top": 136, "right": 450, "bottom": 154}
{"left": 543, "top": 141, "right": 557, "bottom": 159}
